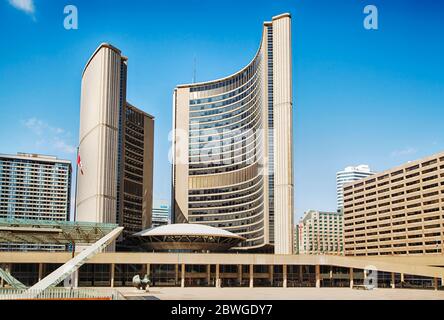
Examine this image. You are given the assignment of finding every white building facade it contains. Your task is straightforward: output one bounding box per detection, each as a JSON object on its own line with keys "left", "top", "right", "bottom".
{"left": 152, "top": 199, "right": 171, "bottom": 227}
{"left": 298, "top": 210, "right": 343, "bottom": 255}
{"left": 336, "top": 165, "right": 373, "bottom": 210}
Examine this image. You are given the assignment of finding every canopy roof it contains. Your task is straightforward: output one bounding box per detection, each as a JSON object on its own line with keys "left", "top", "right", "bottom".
{"left": 134, "top": 223, "right": 244, "bottom": 239}
{"left": 0, "top": 218, "right": 118, "bottom": 245}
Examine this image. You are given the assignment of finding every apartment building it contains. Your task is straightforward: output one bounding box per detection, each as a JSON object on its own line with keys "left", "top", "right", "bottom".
{"left": 298, "top": 210, "right": 343, "bottom": 255}
{"left": 343, "top": 151, "right": 444, "bottom": 256}
{"left": 0, "top": 153, "right": 71, "bottom": 251}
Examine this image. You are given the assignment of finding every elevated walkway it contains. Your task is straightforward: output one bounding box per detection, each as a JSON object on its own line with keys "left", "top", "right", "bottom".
{"left": 0, "top": 267, "right": 26, "bottom": 289}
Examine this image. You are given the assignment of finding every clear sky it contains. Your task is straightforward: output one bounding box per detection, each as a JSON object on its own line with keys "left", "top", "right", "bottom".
{"left": 1, "top": 0, "right": 443, "bottom": 221}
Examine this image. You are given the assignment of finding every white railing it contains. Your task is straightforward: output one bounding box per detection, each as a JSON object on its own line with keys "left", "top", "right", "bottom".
{"left": 0, "top": 288, "right": 125, "bottom": 300}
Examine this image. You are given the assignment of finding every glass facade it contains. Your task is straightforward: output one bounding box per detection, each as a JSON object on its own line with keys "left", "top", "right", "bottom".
{"left": 0, "top": 153, "right": 71, "bottom": 251}
{"left": 173, "top": 14, "right": 293, "bottom": 253}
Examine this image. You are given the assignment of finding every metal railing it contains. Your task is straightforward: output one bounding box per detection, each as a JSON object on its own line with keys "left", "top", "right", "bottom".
{"left": 0, "top": 288, "right": 125, "bottom": 300}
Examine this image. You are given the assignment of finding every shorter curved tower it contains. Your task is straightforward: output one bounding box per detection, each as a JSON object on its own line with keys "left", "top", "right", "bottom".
{"left": 76, "top": 44, "right": 154, "bottom": 251}
{"left": 172, "top": 14, "right": 294, "bottom": 253}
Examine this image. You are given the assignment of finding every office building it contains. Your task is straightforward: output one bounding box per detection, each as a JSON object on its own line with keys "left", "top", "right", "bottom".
{"left": 0, "top": 153, "right": 71, "bottom": 251}
{"left": 337, "top": 165, "right": 373, "bottom": 210}
{"left": 298, "top": 210, "right": 343, "bottom": 255}
{"left": 172, "top": 13, "right": 294, "bottom": 253}
{"left": 152, "top": 199, "right": 171, "bottom": 227}
{"left": 343, "top": 151, "right": 444, "bottom": 256}
{"left": 117, "top": 103, "right": 154, "bottom": 242}
{"left": 76, "top": 43, "right": 154, "bottom": 248}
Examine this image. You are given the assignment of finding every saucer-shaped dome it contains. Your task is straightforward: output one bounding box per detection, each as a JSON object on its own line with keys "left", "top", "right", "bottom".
{"left": 133, "top": 223, "right": 245, "bottom": 252}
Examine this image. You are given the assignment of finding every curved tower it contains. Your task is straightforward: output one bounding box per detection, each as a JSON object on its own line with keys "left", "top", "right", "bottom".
{"left": 77, "top": 44, "right": 123, "bottom": 225}
{"left": 76, "top": 44, "right": 155, "bottom": 250}
{"left": 172, "top": 14, "right": 293, "bottom": 253}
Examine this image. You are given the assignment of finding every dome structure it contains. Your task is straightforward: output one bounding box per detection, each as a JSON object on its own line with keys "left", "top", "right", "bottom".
{"left": 133, "top": 223, "right": 245, "bottom": 252}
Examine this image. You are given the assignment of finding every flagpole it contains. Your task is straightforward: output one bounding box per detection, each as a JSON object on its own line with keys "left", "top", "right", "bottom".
{"left": 68, "top": 146, "right": 80, "bottom": 289}
{"left": 73, "top": 146, "right": 79, "bottom": 223}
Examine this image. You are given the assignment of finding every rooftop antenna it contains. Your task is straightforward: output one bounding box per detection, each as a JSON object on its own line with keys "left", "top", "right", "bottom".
{"left": 193, "top": 55, "right": 197, "bottom": 83}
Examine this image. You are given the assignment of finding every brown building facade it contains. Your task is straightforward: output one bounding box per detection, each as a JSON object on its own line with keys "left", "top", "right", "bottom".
{"left": 117, "top": 103, "right": 154, "bottom": 243}
{"left": 343, "top": 151, "right": 444, "bottom": 256}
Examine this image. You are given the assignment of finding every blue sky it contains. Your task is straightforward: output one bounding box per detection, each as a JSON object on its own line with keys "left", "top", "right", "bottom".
{"left": 1, "top": 0, "right": 443, "bottom": 221}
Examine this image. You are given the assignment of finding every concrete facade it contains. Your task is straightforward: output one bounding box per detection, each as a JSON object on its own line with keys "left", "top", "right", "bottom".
{"left": 298, "top": 210, "right": 343, "bottom": 255}
{"left": 76, "top": 44, "right": 154, "bottom": 247}
{"left": 343, "top": 151, "right": 444, "bottom": 256}
{"left": 1, "top": 252, "right": 443, "bottom": 290}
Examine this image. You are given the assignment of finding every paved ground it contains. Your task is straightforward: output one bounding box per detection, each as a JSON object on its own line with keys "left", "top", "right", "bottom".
{"left": 114, "top": 287, "right": 444, "bottom": 300}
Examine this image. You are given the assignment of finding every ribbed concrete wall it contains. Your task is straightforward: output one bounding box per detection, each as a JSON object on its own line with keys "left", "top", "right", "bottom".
{"left": 272, "top": 14, "right": 294, "bottom": 254}
{"left": 77, "top": 45, "right": 122, "bottom": 224}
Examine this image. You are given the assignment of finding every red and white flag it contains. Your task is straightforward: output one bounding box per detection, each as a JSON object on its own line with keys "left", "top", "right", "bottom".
{"left": 77, "top": 153, "right": 84, "bottom": 175}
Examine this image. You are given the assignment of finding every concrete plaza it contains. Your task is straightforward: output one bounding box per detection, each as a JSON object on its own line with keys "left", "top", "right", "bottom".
{"left": 116, "top": 287, "right": 444, "bottom": 300}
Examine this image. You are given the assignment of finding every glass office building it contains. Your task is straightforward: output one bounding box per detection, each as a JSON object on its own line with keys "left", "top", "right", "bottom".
{"left": 172, "top": 14, "right": 294, "bottom": 253}
{"left": 152, "top": 199, "right": 171, "bottom": 227}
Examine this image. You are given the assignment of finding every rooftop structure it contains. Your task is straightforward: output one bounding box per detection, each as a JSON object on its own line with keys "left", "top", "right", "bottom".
{"left": 133, "top": 223, "right": 245, "bottom": 252}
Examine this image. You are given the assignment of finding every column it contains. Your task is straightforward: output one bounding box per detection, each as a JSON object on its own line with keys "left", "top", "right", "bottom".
{"left": 315, "top": 265, "right": 321, "bottom": 288}
{"left": 0, "top": 265, "right": 3, "bottom": 287}
{"left": 349, "top": 268, "right": 354, "bottom": 288}
{"left": 5, "top": 264, "right": 11, "bottom": 288}
{"left": 38, "top": 263, "right": 44, "bottom": 282}
{"left": 175, "top": 264, "right": 179, "bottom": 286}
{"left": 283, "top": 265, "right": 287, "bottom": 288}
{"left": 215, "top": 264, "right": 220, "bottom": 288}
{"left": 110, "top": 263, "right": 115, "bottom": 288}
{"left": 401, "top": 273, "right": 404, "bottom": 285}
{"left": 207, "top": 265, "right": 211, "bottom": 286}
{"left": 391, "top": 272, "right": 395, "bottom": 289}
{"left": 181, "top": 264, "right": 185, "bottom": 288}
{"left": 434, "top": 278, "right": 439, "bottom": 291}
{"left": 249, "top": 264, "right": 254, "bottom": 288}
{"left": 73, "top": 270, "right": 79, "bottom": 288}
{"left": 299, "top": 265, "right": 303, "bottom": 283}
{"left": 269, "top": 265, "right": 274, "bottom": 287}
{"left": 238, "top": 265, "right": 242, "bottom": 286}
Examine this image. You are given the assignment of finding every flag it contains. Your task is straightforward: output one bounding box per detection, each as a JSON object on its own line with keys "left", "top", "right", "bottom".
{"left": 77, "top": 153, "right": 84, "bottom": 175}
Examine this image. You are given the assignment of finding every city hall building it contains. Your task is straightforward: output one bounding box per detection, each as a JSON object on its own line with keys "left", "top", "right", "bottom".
{"left": 76, "top": 43, "right": 154, "bottom": 249}
{"left": 172, "top": 13, "right": 294, "bottom": 254}
{"left": 343, "top": 151, "right": 444, "bottom": 256}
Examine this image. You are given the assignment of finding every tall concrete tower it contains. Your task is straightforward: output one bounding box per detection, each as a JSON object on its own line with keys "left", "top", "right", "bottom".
{"left": 76, "top": 44, "right": 154, "bottom": 250}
